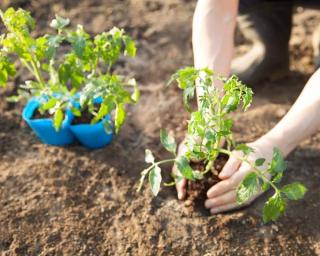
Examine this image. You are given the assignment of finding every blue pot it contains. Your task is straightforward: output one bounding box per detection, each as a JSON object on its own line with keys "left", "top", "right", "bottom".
{"left": 22, "top": 99, "right": 75, "bottom": 146}
{"left": 70, "top": 115, "right": 113, "bottom": 149}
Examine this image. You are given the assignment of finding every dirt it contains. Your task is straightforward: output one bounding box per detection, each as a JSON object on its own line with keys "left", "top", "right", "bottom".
{"left": 71, "top": 107, "right": 97, "bottom": 125}
{"left": 32, "top": 108, "right": 51, "bottom": 120}
{"left": 185, "top": 156, "right": 228, "bottom": 214}
{"left": 0, "top": 1, "right": 320, "bottom": 255}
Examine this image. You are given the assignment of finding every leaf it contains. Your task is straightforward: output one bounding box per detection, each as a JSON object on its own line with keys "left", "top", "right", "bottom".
{"left": 0, "top": 70, "right": 7, "bottom": 86}
{"left": 263, "top": 193, "right": 286, "bottom": 223}
{"left": 255, "top": 158, "right": 266, "bottom": 167}
{"left": 50, "top": 15, "right": 70, "bottom": 30}
{"left": 235, "top": 144, "right": 254, "bottom": 156}
{"left": 282, "top": 182, "right": 307, "bottom": 200}
{"left": 182, "top": 86, "right": 195, "bottom": 111}
{"left": 160, "top": 129, "right": 177, "bottom": 155}
{"left": 222, "top": 94, "right": 239, "bottom": 113}
{"left": 149, "top": 165, "right": 162, "bottom": 196}
{"left": 128, "top": 78, "right": 140, "bottom": 102}
{"left": 53, "top": 109, "right": 64, "bottom": 131}
{"left": 242, "top": 87, "right": 253, "bottom": 111}
{"left": 42, "top": 98, "right": 57, "bottom": 110}
{"left": 175, "top": 156, "right": 194, "bottom": 181}
{"left": 145, "top": 149, "right": 155, "bottom": 164}
{"left": 115, "top": 103, "right": 126, "bottom": 133}
{"left": 270, "top": 148, "right": 286, "bottom": 174}
{"left": 237, "top": 172, "right": 258, "bottom": 204}
{"left": 124, "top": 36, "right": 136, "bottom": 56}
{"left": 70, "top": 107, "right": 81, "bottom": 117}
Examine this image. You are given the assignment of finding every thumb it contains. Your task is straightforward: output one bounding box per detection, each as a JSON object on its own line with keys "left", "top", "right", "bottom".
{"left": 218, "top": 154, "right": 242, "bottom": 179}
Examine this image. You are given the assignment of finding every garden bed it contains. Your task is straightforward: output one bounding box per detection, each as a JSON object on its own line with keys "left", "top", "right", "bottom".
{"left": 0, "top": 0, "right": 320, "bottom": 255}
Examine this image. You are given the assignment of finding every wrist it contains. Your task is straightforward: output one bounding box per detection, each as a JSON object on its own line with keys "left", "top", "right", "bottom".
{"left": 255, "top": 131, "right": 295, "bottom": 158}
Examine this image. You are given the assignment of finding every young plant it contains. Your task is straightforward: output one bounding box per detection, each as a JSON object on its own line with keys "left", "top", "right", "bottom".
{"left": 138, "top": 67, "right": 307, "bottom": 223}
{"left": 0, "top": 8, "right": 139, "bottom": 132}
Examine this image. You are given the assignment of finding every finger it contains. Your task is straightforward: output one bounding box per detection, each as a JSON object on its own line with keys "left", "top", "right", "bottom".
{"left": 210, "top": 202, "right": 241, "bottom": 214}
{"left": 207, "top": 178, "right": 236, "bottom": 198}
{"left": 175, "top": 178, "right": 186, "bottom": 200}
{"left": 205, "top": 190, "right": 236, "bottom": 208}
{"left": 219, "top": 154, "right": 242, "bottom": 179}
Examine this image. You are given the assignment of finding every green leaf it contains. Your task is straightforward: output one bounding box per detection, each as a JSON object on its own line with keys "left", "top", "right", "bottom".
{"left": 222, "top": 94, "right": 239, "bottom": 113}
{"left": 235, "top": 144, "right": 254, "bottom": 156}
{"left": 149, "top": 165, "right": 162, "bottom": 196}
{"left": 92, "top": 103, "right": 110, "bottom": 124}
{"left": 255, "top": 158, "right": 266, "bottom": 167}
{"left": 50, "top": 15, "right": 70, "bottom": 30}
{"left": 263, "top": 193, "right": 286, "bottom": 223}
{"left": 160, "top": 129, "right": 177, "bottom": 155}
{"left": 124, "top": 36, "right": 136, "bottom": 57}
{"left": 115, "top": 103, "right": 126, "bottom": 133}
{"left": 0, "top": 70, "right": 7, "bottom": 86}
{"left": 145, "top": 149, "right": 155, "bottom": 164}
{"left": 237, "top": 172, "right": 258, "bottom": 204}
{"left": 282, "top": 182, "right": 307, "bottom": 200}
{"left": 53, "top": 109, "right": 64, "bottom": 131}
{"left": 175, "top": 156, "right": 194, "bottom": 181}
{"left": 70, "top": 107, "right": 81, "bottom": 117}
{"left": 243, "top": 87, "right": 253, "bottom": 111}
{"left": 270, "top": 148, "right": 286, "bottom": 174}
{"left": 42, "top": 98, "right": 57, "bottom": 110}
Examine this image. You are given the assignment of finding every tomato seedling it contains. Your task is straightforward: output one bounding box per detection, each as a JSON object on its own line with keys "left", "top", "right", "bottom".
{"left": 138, "top": 67, "right": 307, "bottom": 223}
{"left": 0, "top": 8, "right": 139, "bottom": 132}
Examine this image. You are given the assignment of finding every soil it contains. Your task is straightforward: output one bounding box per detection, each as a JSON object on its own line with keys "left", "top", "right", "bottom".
{"left": 71, "top": 107, "right": 97, "bottom": 125}
{"left": 185, "top": 156, "right": 228, "bottom": 213}
{"left": 1, "top": 1, "right": 320, "bottom": 255}
{"left": 31, "top": 108, "right": 51, "bottom": 120}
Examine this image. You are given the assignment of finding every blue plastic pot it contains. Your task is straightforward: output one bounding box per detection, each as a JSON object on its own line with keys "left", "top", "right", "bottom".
{"left": 70, "top": 114, "right": 113, "bottom": 149}
{"left": 22, "top": 99, "right": 75, "bottom": 146}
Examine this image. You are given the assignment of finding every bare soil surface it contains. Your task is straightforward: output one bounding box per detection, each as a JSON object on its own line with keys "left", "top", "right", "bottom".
{"left": 0, "top": 1, "right": 320, "bottom": 255}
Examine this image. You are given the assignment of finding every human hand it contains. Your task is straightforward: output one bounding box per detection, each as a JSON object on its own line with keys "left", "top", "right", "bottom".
{"left": 205, "top": 138, "right": 275, "bottom": 214}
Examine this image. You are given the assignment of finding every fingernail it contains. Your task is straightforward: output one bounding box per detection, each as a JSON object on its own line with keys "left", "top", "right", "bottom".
{"left": 210, "top": 208, "right": 218, "bottom": 214}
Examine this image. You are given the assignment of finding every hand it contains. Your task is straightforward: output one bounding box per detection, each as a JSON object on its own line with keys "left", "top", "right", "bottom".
{"left": 205, "top": 138, "right": 275, "bottom": 214}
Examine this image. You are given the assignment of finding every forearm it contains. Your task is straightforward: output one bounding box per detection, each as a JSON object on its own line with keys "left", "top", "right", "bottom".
{"left": 257, "top": 69, "right": 320, "bottom": 156}
{"left": 192, "top": 0, "right": 238, "bottom": 93}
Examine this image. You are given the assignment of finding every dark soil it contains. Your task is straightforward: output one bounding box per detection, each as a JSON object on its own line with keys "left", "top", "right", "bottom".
{"left": 31, "top": 108, "right": 51, "bottom": 120}
{"left": 185, "top": 156, "right": 228, "bottom": 213}
{"left": 71, "top": 107, "right": 96, "bottom": 125}
{"left": 0, "top": 1, "right": 320, "bottom": 255}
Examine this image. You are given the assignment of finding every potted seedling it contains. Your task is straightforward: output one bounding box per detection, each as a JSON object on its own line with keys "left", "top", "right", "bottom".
{"left": 138, "top": 67, "right": 307, "bottom": 223}
{"left": 0, "top": 8, "right": 139, "bottom": 148}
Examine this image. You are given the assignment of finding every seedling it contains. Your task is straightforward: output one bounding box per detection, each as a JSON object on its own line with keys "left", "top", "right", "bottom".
{"left": 138, "top": 67, "right": 307, "bottom": 223}
{"left": 0, "top": 8, "right": 139, "bottom": 132}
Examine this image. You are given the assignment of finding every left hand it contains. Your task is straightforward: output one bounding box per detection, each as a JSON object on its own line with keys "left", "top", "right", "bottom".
{"left": 205, "top": 139, "right": 274, "bottom": 214}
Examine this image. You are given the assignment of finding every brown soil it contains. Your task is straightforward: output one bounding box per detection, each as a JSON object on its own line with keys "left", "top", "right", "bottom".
{"left": 31, "top": 108, "right": 51, "bottom": 120}
{"left": 185, "top": 156, "right": 228, "bottom": 213}
{"left": 71, "top": 107, "right": 96, "bottom": 125}
{"left": 1, "top": 1, "right": 320, "bottom": 255}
